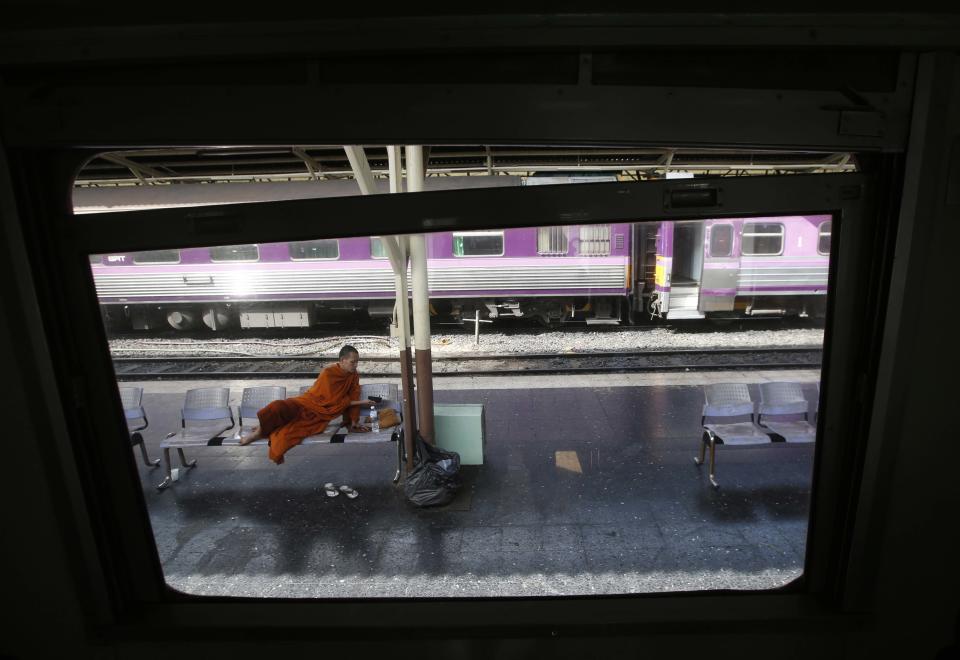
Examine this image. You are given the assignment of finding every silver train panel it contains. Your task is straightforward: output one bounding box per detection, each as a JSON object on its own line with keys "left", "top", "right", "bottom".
{"left": 93, "top": 264, "right": 628, "bottom": 302}
{"left": 737, "top": 266, "right": 829, "bottom": 291}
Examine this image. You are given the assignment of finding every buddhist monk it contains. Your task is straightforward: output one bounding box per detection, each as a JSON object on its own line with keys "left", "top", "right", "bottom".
{"left": 237, "top": 345, "right": 376, "bottom": 464}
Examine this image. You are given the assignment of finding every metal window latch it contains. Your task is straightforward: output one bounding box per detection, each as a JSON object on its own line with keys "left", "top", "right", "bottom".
{"left": 663, "top": 184, "right": 722, "bottom": 210}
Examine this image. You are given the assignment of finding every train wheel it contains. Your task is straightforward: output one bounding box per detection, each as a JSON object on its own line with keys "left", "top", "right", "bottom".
{"left": 166, "top": 309, "right": 197, "bottom": 330}
{"left": 202, "top": 307, "right": 233, "bottom": 331}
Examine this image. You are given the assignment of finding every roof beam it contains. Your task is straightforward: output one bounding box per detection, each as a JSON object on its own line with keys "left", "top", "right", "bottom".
{"left": 99, "top": 153, "right": 166, "bottom": 183}
{"left": 292, "top": 147, "right": 322, "bottom": 181}
{"left": 343, "top": 145, "right": 378, "bottom": 195}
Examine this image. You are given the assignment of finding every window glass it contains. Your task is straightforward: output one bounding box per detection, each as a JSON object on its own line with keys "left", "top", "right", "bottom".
{"left": 89, "top": 254, "right": 102, "bottom": 265}
{"left": 87, "top": 217, "right": 829, "bottom": 599}
{"left": 289, "top": 239, "right": 339, "bottom": 260}
{"left": 132, "top": 249, "right": 181, "bottom": 264}
{"left": 741, "top": 222, "right": 784, "bottom": 256}
{"left": 77, "top": 152, "right": 836, "bottom": 601}
{"left": 709, "top": 224, "right": 733, "bottom": 257}
{"left": 453, "top": 231, "right": 504, "bottom": 256}
{"left": 537, "top": 227, "right": 569, "bottom": 255}
{"left": 209, "top": 244, "right": 260, "bottom": 262}
{"left": 818, "top": 220, "right": 832, "bottom": 255}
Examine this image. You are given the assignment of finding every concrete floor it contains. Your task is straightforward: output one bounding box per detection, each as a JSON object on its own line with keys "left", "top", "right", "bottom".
{"left": 128, "top": 370, "right": 819, "bottom": 598}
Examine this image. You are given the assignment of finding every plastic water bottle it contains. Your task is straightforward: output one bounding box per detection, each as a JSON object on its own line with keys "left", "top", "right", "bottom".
{"left": 370, "top": 405, "right": 380, "bottom": 433}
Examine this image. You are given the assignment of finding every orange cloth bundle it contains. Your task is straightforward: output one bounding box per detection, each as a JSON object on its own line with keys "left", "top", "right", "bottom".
{"left": 377, "top": 408, "right": 400, "bottom": 429}
{"left": 256, "top": 363, "right": 360, "bottom": 464}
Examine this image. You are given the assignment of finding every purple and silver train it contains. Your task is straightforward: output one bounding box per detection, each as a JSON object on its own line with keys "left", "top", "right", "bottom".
{"left": 89, "top": 215, "right": 831, "bottom": 330}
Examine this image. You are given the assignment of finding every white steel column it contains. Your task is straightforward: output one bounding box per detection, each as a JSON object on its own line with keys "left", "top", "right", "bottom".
{"left": 384, "top": 145, "right": 416, "bottom": 465}
{"left": 406, "top": 145, "right": 435, "bottom": 443}
{"left": 344, "top": 144, "right": 416, "bottom": 464}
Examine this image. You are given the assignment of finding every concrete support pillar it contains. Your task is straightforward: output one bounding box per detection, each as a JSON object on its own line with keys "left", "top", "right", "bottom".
{"left": 406, "top": 145, "right": 435, "bottom": 444}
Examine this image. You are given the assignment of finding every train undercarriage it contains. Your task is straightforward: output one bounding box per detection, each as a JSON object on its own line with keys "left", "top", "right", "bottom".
{"left": 101, "top": 292, "right": 822, "bottom": 333}
{"left": 101, "top": 296, "right": 629, "bottom": 332}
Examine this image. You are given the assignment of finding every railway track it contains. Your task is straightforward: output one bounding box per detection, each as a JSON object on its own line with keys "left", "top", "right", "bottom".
{"left": 112, "top": 347, "right": 822, "bottom": 380}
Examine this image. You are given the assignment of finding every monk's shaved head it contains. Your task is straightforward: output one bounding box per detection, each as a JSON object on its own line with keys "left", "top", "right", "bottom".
{"left": 338, "top": 345, "right": 360, "bottom": 373}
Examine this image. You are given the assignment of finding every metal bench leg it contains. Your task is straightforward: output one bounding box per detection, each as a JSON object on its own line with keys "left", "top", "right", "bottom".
{"left": 177, "top": 448, "right": 197, "bottom": 469}
{"left": 393, "top": 432, "right": 402, "bottom": 484}
{"left": 157, "top": 448, "right": 173, "bottom": 490}
{"left": 708, "top": 436, "right": 719, "bottom": 489}
{"left": 133, "top": 433, "right": 160, "bottom": 468}
{"left": 694, "top": 431, "right": 708, "bottom": 466}
{"left": 138, "top": 440, "right": 161, "bottom": 468}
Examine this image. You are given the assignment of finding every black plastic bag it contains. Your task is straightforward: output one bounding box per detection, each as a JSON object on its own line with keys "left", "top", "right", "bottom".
{"left": 403, "top": 432, "right": 461, "bottom": 507}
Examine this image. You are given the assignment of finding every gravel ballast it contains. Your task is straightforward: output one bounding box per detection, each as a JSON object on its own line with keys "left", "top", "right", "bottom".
{"left": 109, "top": 324, "right": 824, "bottom": 358}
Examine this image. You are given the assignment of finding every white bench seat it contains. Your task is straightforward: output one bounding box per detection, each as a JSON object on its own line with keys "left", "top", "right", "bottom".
{"left": 695, "top": 382, "right": 818, "bottom": 489}
{"left": 702, "top": 421, "right": 772, "bottom": 446}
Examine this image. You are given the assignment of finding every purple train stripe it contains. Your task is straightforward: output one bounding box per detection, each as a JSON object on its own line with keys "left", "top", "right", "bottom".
{"left": 702, "top": 263, "right": 740, "bottom": 270}
{"left": 700, "top": 289, "right": 737, "bottom": 296}
{"left": 99, "top": 288, "right": 630, "bottom": 303}
{"left": 737, "top": 285, "right": 827, "bottom": 293}
{"left": 97, "top": 255, "right": 629, "bottom": 274}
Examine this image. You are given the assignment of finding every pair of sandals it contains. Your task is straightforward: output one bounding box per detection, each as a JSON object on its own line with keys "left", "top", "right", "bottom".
{"left": 324, "top": 482, "right": 358, "bottom": 499}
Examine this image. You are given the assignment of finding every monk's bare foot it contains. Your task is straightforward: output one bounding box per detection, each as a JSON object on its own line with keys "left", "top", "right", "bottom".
{"left": 237, "top": 433, "right": 258, "bottom": 446}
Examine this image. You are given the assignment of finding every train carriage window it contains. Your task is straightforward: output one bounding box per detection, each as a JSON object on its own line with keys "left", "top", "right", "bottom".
{"left": 132, "top": 249, "right": 181, "bottom": 264}
{"left": 818, "top": 220, "right": 832, "bottom": 255}
{"left": 370, "top": 237, "right": 387, "bottom": 259}
{"left": 453, "top": 231, "right": 504, "bottom": 256}
{"left": 709, "top": 224, "right": 734, "bottom": 257}
{"left": 289, "top": 239, "right": 339, "bottom": 260}
{"left": 210, "top": 244, "right": 259, "bottom": 262}
{"left": 537, "top": 227, "right": 569, "bottom": 255}
{"left": 741, "top": 222, "right": 784, "bottom": 256}
{"left": 579, "top": 224, "right": 611, "bottom": 256}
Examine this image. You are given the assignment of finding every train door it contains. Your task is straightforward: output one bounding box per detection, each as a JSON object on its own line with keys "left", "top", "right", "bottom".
{"left": 633, "top": 222, "right": 659, "bottom": 318}
{"left": 698, "top": 220, "right": 739, "bottom": 316}
{"left": 668, "top": 221, "right": 705, "bottom": 319}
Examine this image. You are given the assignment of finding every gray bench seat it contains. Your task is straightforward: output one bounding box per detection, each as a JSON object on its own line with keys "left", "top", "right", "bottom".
{"left": 695, "top": 382, "right": 818, "bottom": 489}
{"left": 156, "top": 384, "right": 402, "bottom": 490}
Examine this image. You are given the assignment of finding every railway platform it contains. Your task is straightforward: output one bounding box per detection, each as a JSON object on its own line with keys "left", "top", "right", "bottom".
{"left": 123, "top": 369, "right": 819, "bottom": 598}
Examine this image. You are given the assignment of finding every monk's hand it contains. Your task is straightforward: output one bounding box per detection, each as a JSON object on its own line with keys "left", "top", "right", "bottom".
{"left": 351, "top": 422, "right": 371, "bottom": 432}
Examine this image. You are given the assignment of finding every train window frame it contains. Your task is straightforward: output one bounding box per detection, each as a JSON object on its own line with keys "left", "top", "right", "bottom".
{"left": 131, "top": 249, "right": 181, "bottom": 264}
{"left": 741, "top": 222, "right": 785, "bottom": 256}
{"left": 537, "top": 226, "right": 569, "bottom": 255}
{"left": 578, "top": 223, "right": 612, "bottom": 256}
{"left": 818, "top": 220, "right": 833, "bottom": 256}
{"left": 452, "top": 230, "right": 505, "bottom": 257}
{"left": 709, "top": 223, "right": 734, "bottom": 257}
{"left": 209, "top": 243, "right": 260, "bottom": 263}
{"left": 369, "top": 236, "right": 388, "bottom": 259}
{"left": 39, "top": 165, "right": 887, "bottom": 637}
{"left": 288, "top": 238, "right": 340, "bottom": 261}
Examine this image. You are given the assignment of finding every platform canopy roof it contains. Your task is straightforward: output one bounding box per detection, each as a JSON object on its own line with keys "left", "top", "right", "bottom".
{"left": 74, "top": 145, "right": 856, "bottom": 187}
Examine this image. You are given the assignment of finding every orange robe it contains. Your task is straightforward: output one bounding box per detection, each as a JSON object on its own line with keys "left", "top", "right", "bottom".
{"left": 256, "top": 363, "right": 361, "bottom": 464}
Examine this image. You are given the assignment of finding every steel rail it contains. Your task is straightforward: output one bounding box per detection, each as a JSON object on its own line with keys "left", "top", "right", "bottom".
{"left": 112, "top": 347, "right": 822, "bottom": 380}
{"left": 111, "top": 346, "right": 820, "bottom": 362}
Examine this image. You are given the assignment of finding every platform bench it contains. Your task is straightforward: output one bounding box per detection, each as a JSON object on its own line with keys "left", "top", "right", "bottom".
{"left": 694, "top": 382, "right": 817, "bottom": 489}
{"left": 157, "top": 384, "right": 402, "bottom": 490}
